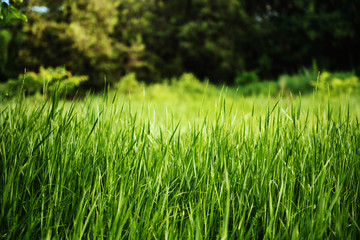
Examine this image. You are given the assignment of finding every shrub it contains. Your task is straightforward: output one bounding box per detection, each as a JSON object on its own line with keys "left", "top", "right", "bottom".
{"left": 312, "top": 71, "right": 359, "bottom": 95}
{"left": 171, "top": 73, "right": 205, "bottom": 93}
{"left": 3, "top": 66, "right": 88, "bottom": 97}
{"left": 278, "top": 68, "right": 316, "bottom": 94}
{"left": 115, "top": 72, "right": 144, "bottom": 94}
{"left": 235, "top": 70, "right": 259, "bottom": 86}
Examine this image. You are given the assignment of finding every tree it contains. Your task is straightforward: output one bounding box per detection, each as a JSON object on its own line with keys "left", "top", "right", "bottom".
{"left": 142, "top": 0, "right": 265, "bottom": 83}
{"left": 253, "top": 0, "right": 360, "bottom": 76}
{"left": 16, "top": 0, "right": 149, "bottom": 88}
{"left": 0, "top": 0, "right": 27, "bottom": 82}
{"left": 0, "top": 0, "right": 27, "bottom": 22}
{"left": 2, "top": 0, "right": 360, "bottom": 87}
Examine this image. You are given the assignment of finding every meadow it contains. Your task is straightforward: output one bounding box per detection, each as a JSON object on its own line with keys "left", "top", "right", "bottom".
{"left": 1, "top": 84, "right": 360, "bottom": 239}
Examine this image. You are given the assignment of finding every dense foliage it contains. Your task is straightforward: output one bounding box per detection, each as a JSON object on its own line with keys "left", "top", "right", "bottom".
{"left": 0, "top": 0, "right": 27, "bottom": 22}
{"left": 5, "top": 66, "right": 88, "bottom": 97}
{"left": 1, "top": 0, "right": 360, "bottom": 87}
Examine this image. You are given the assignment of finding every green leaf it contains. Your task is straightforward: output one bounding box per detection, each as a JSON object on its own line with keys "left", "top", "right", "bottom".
{"left": 1, "top": 2, "right": 9, "bottom": 20}
{"left": 9, "top": 5, "right": 27, "bottom": 22}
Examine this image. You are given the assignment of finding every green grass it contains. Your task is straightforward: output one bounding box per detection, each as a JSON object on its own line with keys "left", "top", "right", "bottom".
{"left": 1, "top": 86, "right": 360, "bottom": 239}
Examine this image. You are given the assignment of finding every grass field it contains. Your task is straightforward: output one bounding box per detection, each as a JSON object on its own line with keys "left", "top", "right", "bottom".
{"left": 1, "top": 85, "right": 360, "bottom": 239}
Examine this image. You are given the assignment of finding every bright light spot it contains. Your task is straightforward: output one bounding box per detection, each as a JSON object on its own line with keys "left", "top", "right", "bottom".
{"left": 32, "top": 6, "right": 49, "bottom": 13}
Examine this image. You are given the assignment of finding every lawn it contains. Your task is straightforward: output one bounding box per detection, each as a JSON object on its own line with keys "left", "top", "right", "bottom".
{"left": 1, "top": 85, "right": 360, "bottom": 239}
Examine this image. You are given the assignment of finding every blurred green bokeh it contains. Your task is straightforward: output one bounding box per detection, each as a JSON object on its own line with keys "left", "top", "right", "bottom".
{"left": 0, "top": 0, "right": 359, "bottom": 92}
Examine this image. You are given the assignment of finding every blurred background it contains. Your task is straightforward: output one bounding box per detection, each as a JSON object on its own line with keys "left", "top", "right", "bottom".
{"left": 1, "top": 0, "right": 359, "bottom": 96}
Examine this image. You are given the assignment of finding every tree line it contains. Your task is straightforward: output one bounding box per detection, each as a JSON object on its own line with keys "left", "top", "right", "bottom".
{"left": 1, "top": 0, "right": 359, "bottom": 88}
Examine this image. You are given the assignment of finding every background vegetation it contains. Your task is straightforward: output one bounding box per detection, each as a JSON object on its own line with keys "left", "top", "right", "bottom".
{"left": 1, "top": 0, "right": 360, "bottom": 91}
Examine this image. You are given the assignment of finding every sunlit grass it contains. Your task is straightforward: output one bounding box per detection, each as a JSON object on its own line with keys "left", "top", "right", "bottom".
{"left": 1, "top": 87, "right": 360, "bottom": 239}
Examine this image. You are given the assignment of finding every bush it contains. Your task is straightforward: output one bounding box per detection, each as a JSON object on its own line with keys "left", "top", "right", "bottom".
{"left": 311, "top": 71, "right": 359, "bottom": 95}
{"left": 3, "top": 66, "right": 88, "bottom": 98}
{"left": 278, "top": 68, "right": 316, "bottom": 94}
{"left": 235, "top": 70, "right": 259, "bottom": 86}
{"left": 171, "top": 73, "right": 206, "bottom": 93}
{"left": 238, "top": 81, "right": 279, "bottom": 96}
{"left": 115, "top": 72, "right": 144, "bottom": 94}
